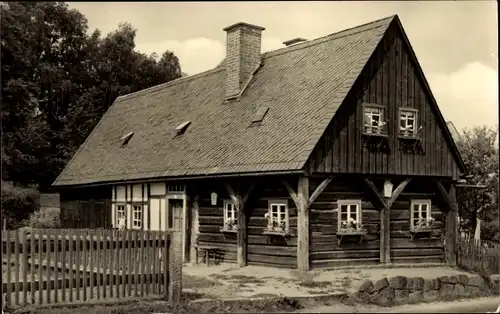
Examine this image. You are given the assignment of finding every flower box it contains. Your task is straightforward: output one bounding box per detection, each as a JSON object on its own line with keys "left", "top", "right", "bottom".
{"left": 219, "top": 226, "right": 238, "bottom": 233}
{"left": 409, "top": 218, "right": 436, "bottom": 241}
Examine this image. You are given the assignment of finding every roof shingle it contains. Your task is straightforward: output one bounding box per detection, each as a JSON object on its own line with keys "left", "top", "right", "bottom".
{"left": 53, "top": 15, "right": 395, "bottom": 187}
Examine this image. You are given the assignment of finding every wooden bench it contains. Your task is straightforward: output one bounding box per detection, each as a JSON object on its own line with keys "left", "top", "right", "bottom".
{"left": 195, "top": 245, "right": 221, "bottom": 266}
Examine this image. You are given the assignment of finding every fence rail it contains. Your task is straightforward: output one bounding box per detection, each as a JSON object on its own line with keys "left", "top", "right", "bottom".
{"left": 457, "top": 237, "right": 499, "bottom": 275}
{"left": 1, "top": 228, "right": 181, "bottom": 309}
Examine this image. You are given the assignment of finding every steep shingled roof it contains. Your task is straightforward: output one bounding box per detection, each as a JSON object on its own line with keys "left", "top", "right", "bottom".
{"left": 53, "top": 15, "right": 395, "bottom": 187}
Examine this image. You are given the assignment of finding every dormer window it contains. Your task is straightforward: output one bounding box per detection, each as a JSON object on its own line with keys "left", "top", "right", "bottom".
{"left": 120, "top": 132, "right": 134, "bottom": 147}
{"left": 250, "top": 106, "right": 269, "bottom": 127}
{"left": 363, "top": 104, "right": 386, "bottom": 135}
{"left": 399, "top": 108, "right": 421, "bottom": 137}
{"left": 175, "top": 121, "right": 191, "bottom": 136}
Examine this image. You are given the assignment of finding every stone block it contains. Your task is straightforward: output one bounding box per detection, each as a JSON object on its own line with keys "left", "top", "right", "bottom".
{"left": 408, "top": 290, "right": 423, "bottom": 304}
{"left": 376, "top": 286, "right": 395, "bottom": 306}
{"left": 453, "top": 283, "right": 465, "bottom": 297}
{"left": 438, "top": 276, "right": 450, "bottom": 284}
{"left": 406, "top": 277, "right": 424, "bottom": 291}
{"left": 389, "top": 276, "right": 407, "bottom": 289}
{"left": 457, "top": 274, "right": 469, "bottom": 286}
{"left": 468, "top": 275, "right": 486, "bottom": 287}
{"left": 394, "top": 289, "right": 409, "bottom": 303}
{"left": 423, "top": 290, "right": 439, "bottom": 301}
{"left": 440, "top": 283, "right": 454, "bottom": 299}
{"left": 464, "top": 285, "right": 473, "bottom": 298}
{"left": 431, "top": 278, "right": 441, "bottom": 290}
{"left": 448, "top": 276, "right": 458, "bottom": 284}
{"left": 423, "top": 279, "right": 433, "bottom": 292}
{"left": 374, "top": 277, "right": 389, "bottom": 292}
{"left": 359, "top": 280, "right": 374, "bottom": 293}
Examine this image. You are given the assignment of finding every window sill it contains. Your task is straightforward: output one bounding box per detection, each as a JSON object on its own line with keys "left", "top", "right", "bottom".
{"left": 397, "top": 135, "right": 421, "bottom": 141}
{"left": 219, "top": 227, "right": 238, "bottom": 233}
{"left": 336, "top": 229, "right": 367, "bottom": 245}
{"left": 362, "top": 132, "right": 388, "bottom": 138}
{"left": 410, "top": 227, "right": 434, "bottom": 241}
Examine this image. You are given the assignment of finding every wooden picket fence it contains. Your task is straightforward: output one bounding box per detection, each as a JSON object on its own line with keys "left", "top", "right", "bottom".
{"left": 457, "top": 237, "right": 500, "bottom": 275}
{"left": 1, "top": 228, "right": 182, "bottom": 309}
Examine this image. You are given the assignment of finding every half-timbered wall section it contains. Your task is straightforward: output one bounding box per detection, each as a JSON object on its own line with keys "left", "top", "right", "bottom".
{"left": 60, "top": 186, "right": 112, "bottom": 228}
{"left": 308, "top": 176, "right": 445, "bottom": 269}
{"left": 307, "top": 22, "right": 461, "bottom": 178}
{"left": 195, "top": 178, "right": 298, "bottom": 268}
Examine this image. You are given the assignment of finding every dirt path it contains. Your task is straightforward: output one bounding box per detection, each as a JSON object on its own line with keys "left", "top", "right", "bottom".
{"left": 298, "top": 297, "right": 500, "bottom": 313}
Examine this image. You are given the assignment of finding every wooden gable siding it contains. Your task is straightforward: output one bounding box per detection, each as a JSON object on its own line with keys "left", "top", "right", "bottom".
{"left": 60, "top": 186, "right": 112, "bottom": 228}
{"left": 307, "top": 24, "right": 461, "bottom": 178}
{"left": 195, "top": 177, "right": 298, "bottom": 268}
{"left": 308, "top": 176, "right": 445, "bottom": 269}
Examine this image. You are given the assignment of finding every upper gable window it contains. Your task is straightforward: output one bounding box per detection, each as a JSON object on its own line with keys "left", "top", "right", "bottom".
{"left": 399, "top": 108, "right": 420, "bottom": 137}
{"left": 363, "top": 104, "right": 386, "bottom": 135}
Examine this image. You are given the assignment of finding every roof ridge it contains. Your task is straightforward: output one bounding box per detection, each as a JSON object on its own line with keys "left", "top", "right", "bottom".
{"left": 263, "top": 15, "right": 395, "bottom": 59}
{"left": 117, "top": 66, "right": 224, "bottom": 102}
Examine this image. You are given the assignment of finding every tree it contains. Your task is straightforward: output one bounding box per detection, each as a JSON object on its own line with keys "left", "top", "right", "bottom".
{"left": 1, "top": 2, "right": 182, "bottom": 226}
{"left": 1, "top": 2, "right": 182, "bottom": 191}
{"left": 456, "top": 125, "right": 499, "bottom": 241}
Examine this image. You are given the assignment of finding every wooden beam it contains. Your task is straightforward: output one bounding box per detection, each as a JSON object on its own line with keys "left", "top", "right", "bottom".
{"left": 189, "top": 196, "right": 199, "bottom": 264}
{"left": 224, "top": 182, "right": 254, "bottom": 268}
{"left": 363, "top": 179, "right": 388, "bottom": 210}
{"left": 308, "top": 176, "right": 333, "bottom": 207}
{"left": 297, "top": 176, "right": 309, "bottom": 272}
{"left": 282, "top": 179, "right": 301, "bottom": 210}
{"left": 436, "top": 181, "right": 458, "bottom": 266}
{"left": 386, "top": 179, "right": 412, "bottom": 209}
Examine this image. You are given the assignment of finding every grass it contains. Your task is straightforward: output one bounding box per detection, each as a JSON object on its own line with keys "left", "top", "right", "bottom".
{"left": 9, "top": 293, "right": 305, "bottom": 314}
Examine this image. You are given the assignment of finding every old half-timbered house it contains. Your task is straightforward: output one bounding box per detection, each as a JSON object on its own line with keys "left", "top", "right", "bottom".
{"left": 53, "top": 15, "right": 467, "bottom": 271}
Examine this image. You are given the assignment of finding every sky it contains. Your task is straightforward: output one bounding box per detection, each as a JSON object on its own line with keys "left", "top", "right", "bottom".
{"left": 68, "top": 1, "right": 498, "bottom": 132}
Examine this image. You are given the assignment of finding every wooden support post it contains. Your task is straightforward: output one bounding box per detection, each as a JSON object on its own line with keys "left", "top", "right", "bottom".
{"left": 436, "top": 181, "right": 458, "bottom": 267}
{"left": 364, "top": 178, "right": 411, "bottom": 264}
{"left": 189, "top": 196, "right": 199, "bottom": 263}
{"left": 225, "top": 182, "right": 254, "bottom": 268}
{"left": 297, "top": 177, "right": 310, "bottom": 272}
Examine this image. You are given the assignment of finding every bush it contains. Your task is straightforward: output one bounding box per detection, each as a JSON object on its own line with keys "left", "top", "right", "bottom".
{"left": 24, "top": 207, "right": 61, "bottom": 229}
{"left": 1, "top": 180, "right": 39, "bottom": 229}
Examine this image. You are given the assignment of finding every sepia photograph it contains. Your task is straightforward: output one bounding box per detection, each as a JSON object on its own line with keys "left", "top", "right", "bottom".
{"left": 1, "top": 1, "right": 499, "bottom": 313}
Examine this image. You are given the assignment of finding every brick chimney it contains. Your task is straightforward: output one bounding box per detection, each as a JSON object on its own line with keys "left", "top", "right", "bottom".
{"left": 223, "top": 22, "right": 265, "bottom": 99}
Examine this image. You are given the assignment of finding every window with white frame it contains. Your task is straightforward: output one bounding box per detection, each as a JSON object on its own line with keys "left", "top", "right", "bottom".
{"left": 223, "top": 200, "right": 238, "bottom": 230}
{"left": 132, "top": 205, "right": 142, "bottom": 229}
{"left": 337, "top": 200, "right": 362, "bottom": 231}
{"left": 363, "top": 105, "right": 386, "bottom": 134}
{"left": 266, "top": 201, "right": 289, "bottom": 232}
{"left": 410, "top": 199, "right": 432, "bottom": 229}
{"left": 399, "top": 109, "right": 418, "bottom": 136}
{"left": 116, "top": 205, "right": 127, "bottom": 229}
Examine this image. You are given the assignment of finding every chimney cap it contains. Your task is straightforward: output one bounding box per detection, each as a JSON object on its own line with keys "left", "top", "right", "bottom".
{"left": 283, "top": 37, "right": 308, "bottom": 46}
{"left": 223, "top": 22, "right": 266, "bottom": 32}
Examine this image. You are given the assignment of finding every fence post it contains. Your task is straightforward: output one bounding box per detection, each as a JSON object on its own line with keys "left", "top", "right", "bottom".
{"left": 168, "top": 231, "right": 182, "bottom": 305}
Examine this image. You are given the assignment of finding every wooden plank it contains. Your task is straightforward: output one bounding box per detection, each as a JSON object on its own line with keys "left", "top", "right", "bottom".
{"left": 22, "top": 229, "right": 28, "bottom": 305}
{"left": 95, "top": 229, "right": 101, "bottom": 300}
{"left": 126, "top": 230, "right": 132, "bottom": 297}
{"left": 53, "top": 231, "right": 58, "bottom": 304}
{"left": 311, "top": 257, "right": 380, "bottom": 269}
{"left": 311, "top": 249, "right": 380, "bottom": 260}
{"left": 152, "top": 231, "right": 158, "bottom": 294}
{"left": 68, "top": 234, "right": 76, "bottom": 302}
{"left": 6, "top": 230, "right": 12, "bottom": 307}
{"left": 64, "top": 232, "right": 70, "bottom": 303}
{"left": 75, "top": 229, "right": 81, "bottom": 302}
{"left": 82, "top": 230, "right": 88, "bottom": 301}
{"left": 282, "top": 179, "right": 300, "bottom": 209}
{"left": 37, "top": 229, "right": 43, "bottom": 305}
{"left": 13, "top": 230, "right": 20, "bottom": 306}
{"left": 297, "top": 176, "right": 309, "bottom": 272}
{"left": 308, "top": 176, "right": 334, "bottom": 206}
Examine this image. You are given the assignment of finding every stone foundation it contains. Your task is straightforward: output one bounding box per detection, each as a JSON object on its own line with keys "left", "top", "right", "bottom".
{"left": 355, "top": 274, "right": 500, "bottom": 306}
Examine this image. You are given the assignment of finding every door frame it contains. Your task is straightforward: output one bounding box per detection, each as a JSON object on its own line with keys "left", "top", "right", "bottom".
{"left": 166, "top": 192, "right": 187, "bottom": 263}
